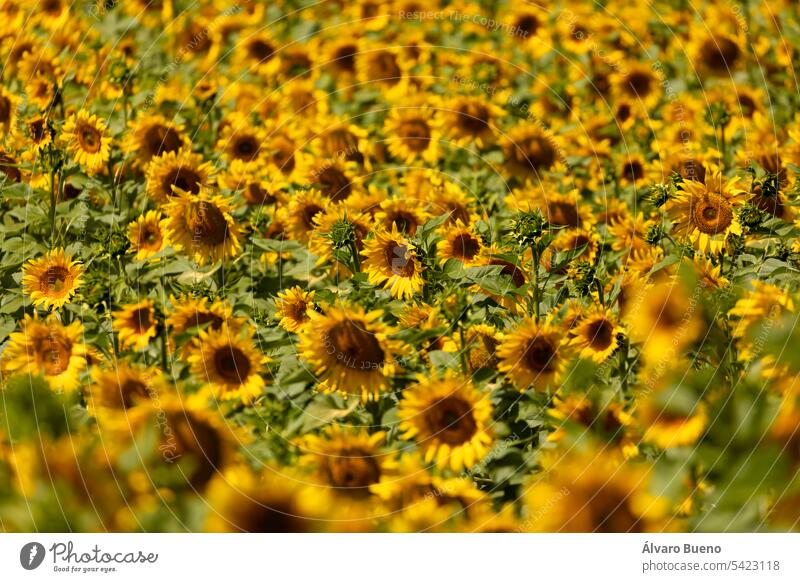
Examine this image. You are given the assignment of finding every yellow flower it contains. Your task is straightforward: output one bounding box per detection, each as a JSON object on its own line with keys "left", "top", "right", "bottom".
{"left": 186, "top": 324, "right": 267, "bottom": 404}
{"left": 437, "top": 220, "right": 484, "bottom": 266}
{"left": 568, "top": 308, "right": 623, "bottom": 363}
{"left": 299, "top": 302, "right": 404, "bottom": 401}
{"left": 86, "top": 363, "right": 165, "bottom": 435}
{"left": 522, "top": 447, "right": 678, "bottom": 532}
{"left": 361, "top": 224, "right": 424, "bottom": 300}
{"left": 113, "top": 299, "right": 158, "bottom": 351}
{"left": 398, "top": 370, "right": 494, "bottom": 472}
{"left": 383, "top": 104, "right": 441, "bottom": 164}
{"left": 145, "top": 149, "right": 214, "bottom": 204}
{"left": 60, "top": 110, "right": 111, "bottom": 175}
{"left": 125, "top": 114, "right": 187, "bottom": 169}
{"left": 1, "top": 314, "right": 88, "bottom": 392}
{"left": 164, "top": 186, "right": 242, "bottom": 265}
{"left": 22, "top": 248, "right": 83, "bottom": 309}
{"left": 127, "top": 210, "right": 168, "bottom": 260}
{"left": 638, "top": 397, "right": 708, "bottom": 450}
{"left": 666, "top": 172, "right": 747, "bottom": 254}
{"left": 274, "top": 286, "right": 315, "bottom": 333}
{"left": 498, "top": 317, "right": 568, "bottom": 392}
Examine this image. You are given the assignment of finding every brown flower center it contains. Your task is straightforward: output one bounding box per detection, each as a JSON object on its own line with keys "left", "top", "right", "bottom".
{"left": 426, "top": 396, "right": 477, "bottom": 445}
{"left": 144, "top": 124, "right": 182, "bottom": 158}
{"left": 77, "top": 121, "right": 102, "bottom": 153}
{"left": 39, "top": 334, "right": 71, "bottom": 376}
{"left": 0, "top": 96, "right": 11, "bottom": 124}
{"left": 326, "top": 319, "right": 385, "bottom": 370}
{"left": 40, "top": 265, "right": 73, "bottom": 294}
{"left": 450, "top": 233, "right": 481, "bottom": 261}
{"left": 325, "top": 447, "right": 381, "bottom": 498}
{"left": 586, "top": 318, "right": 615, "bottom": 351}
{"left": 130, "top": 307, "right": 153, "bottom": 334}
{"left": 522, "top": 336, "right": 557, "bottom": 373}
{"left": 231, "top": 134, "right": 261, "bottom": 161}
{"left": 166, "top": 411, "right": 224, "bottom": 489}
{"left": 399, "top": 119, "right": 431, "bottom": 152}
{"left": 248, "top": 39, "right": 275, "bottom": 62}
{"left": 624, "top": 71, "right": 653, "bottom": 97}
{"left": 191, "top": 201, "right": 230, "bottom": 246}
{"left": 692, "top": 193, "right": 733, "bottom": 235}
{"left": 162, "top": 167, "right": 202, "bottom": 196}
{"left": 118, "top": 378, "right": 152, "bottom": 409}
{"left": 383, "top": 242, "right": 415, "bottom": 277}
{"left": 547, "top": 200, "right": 581, "bottom": 228}
{"left": 213, "top": 345, "right": 252, "bottom": 384}
{"left": 317, "top": 166, "right": 352, "bottom": 201}
{"left": 700, "top": 36, "right": 740, "bottom": 73}
{"left": 333, "top": 44, "right": 357, "bottom": 73}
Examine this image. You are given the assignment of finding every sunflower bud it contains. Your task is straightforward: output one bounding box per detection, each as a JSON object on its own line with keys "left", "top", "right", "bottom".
{"left": 511, "top": 209, "right": 547, "bottom": 247}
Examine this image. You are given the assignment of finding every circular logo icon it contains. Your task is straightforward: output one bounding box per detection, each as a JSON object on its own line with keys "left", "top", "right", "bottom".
{"left": 20, "top": 542, "right": 46, "bottom": 570}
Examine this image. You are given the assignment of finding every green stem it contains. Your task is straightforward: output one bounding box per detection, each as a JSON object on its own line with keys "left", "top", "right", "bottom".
{"left": 349, "top": 240, "right": 361, "bottom": 273}
{"left": 48, "top": 168, "right": 57, "bottom": 248}
{"left": 530, "top": 245, "right": 540, "bottom": 321}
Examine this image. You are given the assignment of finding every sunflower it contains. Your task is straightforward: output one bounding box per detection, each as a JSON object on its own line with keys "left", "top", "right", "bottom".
{"left": 145, "top": 149, "right": 214, "bottom": 204}
{"left": 729, "top": 281, "right": 794, "bottom": 360}
{"left": 86, "top": 363, "right": 164, "bottom": 435}
{"left": 374, "top": 196, "right": 429, "bottom": 236}
{"left": 187, "top": 324, "right": 267, "bottom": 404}
{"left": 164, "top": 186, "right": 242, "bottom": 265}
{"left": 568, "top": 308, "right": 623, "bottom": 363}
{"left": 168, "top": 294, "right": 233, "bottom": 335}
{"left": 666, "top": 171, "right": 747, "bottom": 253}
{"left": 547, "top": 395, "right": 637, "bottom": 457}
{"left": 127, "top": 210, "right": 168, "bottom": 260}
{"left": 522, "top": 447, "right": 676, "bottom": 532}
{"left": 437, "top": 221, "right": 484, "bottom": 267}
{"left": 274, "top": 286, "right": 315, "bottom": 333}
{"left": 398, "top": 370, "right": 494, "bottom": 472}
{"left": 355, "top": 43, "right": 408, "bottom": 90}
{"left": 60, "top": 110, "right": 111, "bottom": 175}
{"left": 638, "top": 397, "right": 708, "bottom": 450}
{"left": 216, "top": 120, "right": 265, "bottom": 165}
{"left": 624, "top": 281, "right": 704, "bottom": 364}
{"left": 298, "top": 302, "right": 404, "bottom": 401}
{"left": 204, "top": 467, "right": 328, "bottom": 532}
{"left": 440, "top": 95, "right": 504, "bottom": 148}
{"left": 113, "top": 299, "right": 158, "bottom": 351}
{"left": 502, "top": 124, "right": 562, "bottom": 181}
{"left": 0, "top": 86, "right": 19, "bottom": 138}
{"left": 361, "top": 224, "right": 424, "bottom": 300}
{"left": 298, "top": 424, "right": 390, "bottom": 501}
{"left": 383, "top": 105, "right": 441, "bottom": 164}
{"left": 125, "top": 114, "right": 187, "bottom": 169}
{"left": 0, "top": 314, "right": 89, "bottom": 392}
{"left": 497, "top": 317, "right": 568, "bottom": 392}
{"left": 26, "top": 114, "right": 54, "bottom": 152}
{"left": 285, "top": 189, "right": 330, "bottom": 244}
{"left": 21, "top": 248, "right": 84, "bottom": 310}
{"left": 303, "top": 155, "right": 362, "bottom": 202}
{"left": 234, "top": 29, "right": 281, "bottom": 77}
{"left": 460, "top": 323, "right": 503, "bottom": 372}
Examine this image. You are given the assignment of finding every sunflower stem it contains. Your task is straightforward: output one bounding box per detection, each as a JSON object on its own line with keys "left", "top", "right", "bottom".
{"left": 459, "top": 323, "right": 469, "bottom": 376}
{"left": 530, "top": 245, "right": 540, "bottom": 321}
{"left": 595, "top": 278, "right": 605, "bottom": 307}
{"left": 349, "top": 239, "right": 361, "bottom": 273}
{"left": 48, "top": 168, "right": 56, "bottom": 248}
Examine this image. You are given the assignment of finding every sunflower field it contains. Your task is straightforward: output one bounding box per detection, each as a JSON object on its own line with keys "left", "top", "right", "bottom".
{"left": 1, "top": 0, "right": 800, "bottom": 534}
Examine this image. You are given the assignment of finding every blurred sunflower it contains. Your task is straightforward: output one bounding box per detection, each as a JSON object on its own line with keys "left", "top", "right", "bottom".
{"left": 437, "top": 221, "right": 484, "bottom": 267}
{"left": 1, "top": 314, "right": 89, "bottom": 392}
{"left": 22, "top": 247, "right": 83, "bottom": 309}
{"left": 568, "top": 308, "right": 623, "bottom": 363}
{"left": 125, "top": 114, "right": 187, "bottom": 169}
{"left": 113, "top": 299, "right": 158, "bottom": 351}
{"left": 398, "top": 370, "right": 494, "bottom": 472}
{"left": 146, "top": 149, "right": 214, "bottom": 204}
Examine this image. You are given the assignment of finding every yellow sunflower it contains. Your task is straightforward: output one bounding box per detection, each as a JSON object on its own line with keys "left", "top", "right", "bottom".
{"left": 113, "top": 299, "right": 158, "bottom": 351}
{"left": 186, "top": 324, "right": 267, "bottom": 404}
{"left": 374, "top": 196, "right": 430, "bottom": 236}
{"left": 568, "top": 308, "right": 623, "bottom": 363}
{"left": 298, "top": 302, "right": 404, "bottom": 401}
{"left": 398, "top": 370, "right": 493, "bottom": 472}
{"left": 60, "top": 110, "right": 111, "bottom": 175}
{"left": 285, "top": 189, "right": 330, "bottom": 244}
{"left": 497, "top": 317, "right": 568, "bottom": 392}
{"left": 361, "top": 224, "right": 424, "bottom": 300}
{"left": 274, "top": 286, "right": 315, "bottom": 333}
{"left": 298, "top": 424, "right": 390, "bottom": 501}
{"left": 383, "top": 104, "right": 441, "bottom": 164}
{"left": 168, "top": 294, "right": 234, "bottom": 336}
{"left": 126, "top": 210, "right": 168, "bottom": 260}
{"left": 145, "top": 149, "right": 214, "bottom": 204}
{"left": 441, "top": 95, "right": 504, "bottom": 148}
{"left": 204, "top": 466, "right": 329, "bottom": 532}
{"left": 437, "top": 220, "right": 484, "bottom": 267}
{"left": 502, "top": 124, "right": 562, "bottom": 181}
{"left": 1, "top": 314, "right": 89, "bottom": 392}
{"left": 125, "top": 114, "right": 188, "bottom": 169}
{"left": 164, "top": 186, "right": 242, "bottom": 265}
{"left": 86, "top": 362, "right": 164, "bottom": 435}
{"left": 638, "top": 397, "right": 708, "bottom": 450}
{"left": 522, "top": 447, "right": 676, "bottom": 532}
{"left": 666, "top": 171, "right": 747, "bottom": 253}
{"left": 21, "top": 248, "right": 84, "bottom": 310}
